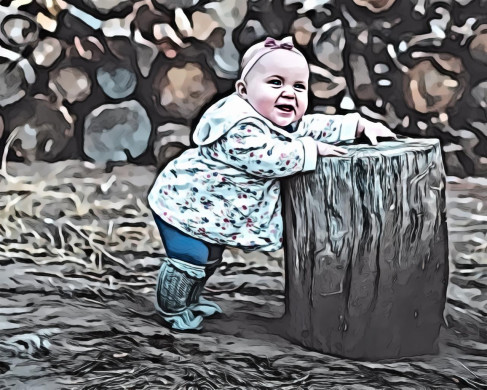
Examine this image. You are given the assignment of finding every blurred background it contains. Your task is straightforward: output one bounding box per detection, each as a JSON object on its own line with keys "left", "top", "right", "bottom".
{"left": 1, "top": 1, "right": 486, "bottom": 387}
{"left": 0, "top": 0, "right": 486, "bottom": 176}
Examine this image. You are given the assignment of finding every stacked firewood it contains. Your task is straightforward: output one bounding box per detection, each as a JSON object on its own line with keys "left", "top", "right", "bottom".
{"left": 0, "top": 0, "right": 485, "bottom": 176}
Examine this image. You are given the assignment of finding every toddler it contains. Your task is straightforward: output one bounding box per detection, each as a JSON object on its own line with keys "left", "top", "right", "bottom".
{"left": 148, "top": 36, "right": 396, "bottom": 331}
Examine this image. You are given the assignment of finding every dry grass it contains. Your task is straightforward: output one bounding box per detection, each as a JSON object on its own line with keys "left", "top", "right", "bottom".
{"left": 0, "top": 139, "right": 486, "bottom": 388}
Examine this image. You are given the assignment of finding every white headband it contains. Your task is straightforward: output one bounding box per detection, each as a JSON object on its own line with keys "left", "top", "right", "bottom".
{"left": 239, "top": 37, "right": 305, "bottom": 80}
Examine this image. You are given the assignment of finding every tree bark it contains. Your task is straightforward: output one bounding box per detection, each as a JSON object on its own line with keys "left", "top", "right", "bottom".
{"left": 281, "top": 137, "right": 449, "bottom": 360}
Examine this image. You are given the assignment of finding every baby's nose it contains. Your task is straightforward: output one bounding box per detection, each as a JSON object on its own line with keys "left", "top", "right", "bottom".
{"left": 281, "top": 85, "right": 295, "bottom": 97}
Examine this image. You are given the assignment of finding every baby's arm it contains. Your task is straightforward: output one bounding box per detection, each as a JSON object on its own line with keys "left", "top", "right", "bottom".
{"left": 207, "top": 120, "right": 318, "bottom": 178}
{"left": 295, "top": 113, "right": 361, "bottom": 143}
{"left": 296, "top": 113, "right": 396, "bottom": 145}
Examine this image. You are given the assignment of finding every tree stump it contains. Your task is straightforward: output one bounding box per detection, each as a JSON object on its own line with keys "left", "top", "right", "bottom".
{"left": 281, "top": 137, "right": 449, "bottom": 360}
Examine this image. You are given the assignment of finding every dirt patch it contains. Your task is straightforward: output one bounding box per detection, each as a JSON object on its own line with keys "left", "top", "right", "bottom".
{"left": 0, "top": 161, "right": 486, "bottom": 389}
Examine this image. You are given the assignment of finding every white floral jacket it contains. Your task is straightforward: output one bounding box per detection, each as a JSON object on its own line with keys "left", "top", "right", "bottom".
{"left": 148, "top": 93, "right": 360, "bottom": 252}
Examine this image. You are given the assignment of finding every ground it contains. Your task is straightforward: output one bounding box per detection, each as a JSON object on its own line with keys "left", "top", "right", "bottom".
{"left": 0, "top": 161, "right": 486, "bottom": 389}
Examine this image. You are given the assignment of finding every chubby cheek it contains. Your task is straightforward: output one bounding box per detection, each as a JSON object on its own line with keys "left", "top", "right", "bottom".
{"left": 298, "top": 97, "right": 308, "bottom": 115}
{"left": 294, "top": 106, "right": 307, "bottom": 122}
{"left": 295, "top": 108, "right": 306, "bottom": 121}
{"left": 255, "top": 100, "right": 275, "bottom": 118}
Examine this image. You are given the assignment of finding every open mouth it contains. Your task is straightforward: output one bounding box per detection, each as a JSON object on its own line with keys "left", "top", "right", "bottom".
{"left": 275, "top": 104, "right": 295, "bottom": 113}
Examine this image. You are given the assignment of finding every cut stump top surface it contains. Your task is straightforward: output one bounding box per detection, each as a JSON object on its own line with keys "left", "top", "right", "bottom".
{"left": 330, "top": 137, "right": 440, "bottom": 158}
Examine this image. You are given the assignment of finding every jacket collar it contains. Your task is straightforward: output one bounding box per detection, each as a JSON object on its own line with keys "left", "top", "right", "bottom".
{"left": 193, "top": 93, "right": 300, "bottom": 145}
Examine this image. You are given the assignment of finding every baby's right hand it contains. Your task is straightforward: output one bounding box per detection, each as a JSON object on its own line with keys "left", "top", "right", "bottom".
{"left": 316, "top": 141, "right": 348, "bottom": 157}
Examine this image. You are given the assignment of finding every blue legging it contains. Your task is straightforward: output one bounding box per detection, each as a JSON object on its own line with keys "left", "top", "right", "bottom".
{"left": 152, "top": 212, "right": 225, "bottom": 266}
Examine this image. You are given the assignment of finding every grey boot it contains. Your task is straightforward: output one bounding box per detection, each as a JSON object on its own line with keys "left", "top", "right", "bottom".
{"left": 188, "top": 257, "right": 223, "bottom": 313}
{"left": 155, "top": 257, "right": 221, "bottom": 330}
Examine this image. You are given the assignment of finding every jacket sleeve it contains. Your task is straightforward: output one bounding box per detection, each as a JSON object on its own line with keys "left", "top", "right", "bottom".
{"left": 295, "top": 113, "right": 361, "bottom": 143}
{"left": 205, "top": 120, "right": 318, "bottom": 179}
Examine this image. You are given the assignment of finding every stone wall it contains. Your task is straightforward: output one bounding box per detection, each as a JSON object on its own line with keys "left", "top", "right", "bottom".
{"left": 0, "top": 0, "right": 486, "bottom": 176}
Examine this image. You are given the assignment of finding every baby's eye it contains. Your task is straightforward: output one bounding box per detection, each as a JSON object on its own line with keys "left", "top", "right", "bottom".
{"left": 294, "top": 83, "right": 306, "bottom": 90}
{"left": 268, "top": 79, "right": 282, "bottom": 86}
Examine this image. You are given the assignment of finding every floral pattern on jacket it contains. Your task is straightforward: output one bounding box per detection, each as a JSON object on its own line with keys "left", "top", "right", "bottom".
{"left": 148, "top": 93, "right": 360, "bottom": 252}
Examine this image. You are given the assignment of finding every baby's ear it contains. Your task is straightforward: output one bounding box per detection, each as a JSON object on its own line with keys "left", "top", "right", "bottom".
{"left": 235, "top": 79, "right": 247, "bottom": 98}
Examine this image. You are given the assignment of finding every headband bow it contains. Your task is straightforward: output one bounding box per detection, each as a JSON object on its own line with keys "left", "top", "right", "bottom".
{"left": 264, "top": 37, "right": 294, "bottom": 50}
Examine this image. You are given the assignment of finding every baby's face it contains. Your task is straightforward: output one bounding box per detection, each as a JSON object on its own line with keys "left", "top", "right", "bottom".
{"left": 237, "top": 50, "right": 309, "bottom": 127}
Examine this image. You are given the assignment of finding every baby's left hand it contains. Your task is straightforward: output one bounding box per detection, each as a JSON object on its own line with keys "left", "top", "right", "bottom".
{"left": 356, "top": 117, "right": 397, "bottom": 145}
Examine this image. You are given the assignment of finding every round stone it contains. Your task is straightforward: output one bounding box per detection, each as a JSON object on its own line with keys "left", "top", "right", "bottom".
{"left": 2, "top": 14, "right": 38, "bottom": 47}
{"left": 470, "top": 32, "right": 487, "bottom": 64}
{"left": 313, "top": 20, "right": 345, "bottom": 72}
{"left": 155, "top": 63, "right": 217, "bottom": 119}
{"left": 190, "top": 11, "right": 219, "bottom": 41}
{"left": 291, "top": 17, "right": 316, "bottom": 46}
{"left": 0, "top": 63, "right": 26, "bottom": 107}
{"left": 50, "top": 67, "right": 91, "bottom": 103}
{"left": 203, "top": 0, "right": 248, "bottom": 78}
{"left": 96, "top": 65, "right": 137, "bottom": 99}
{"left": 10, "top": 99, "right": 73, "bottom": 162}
{"left": 404, "top": 60, "right": 464, "bottom": 113}
{"left": 83, "top": 100, "right": 151, "bottom": 163}
{"left": 32, "top": 37, "right": 63, "bottom": 68}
